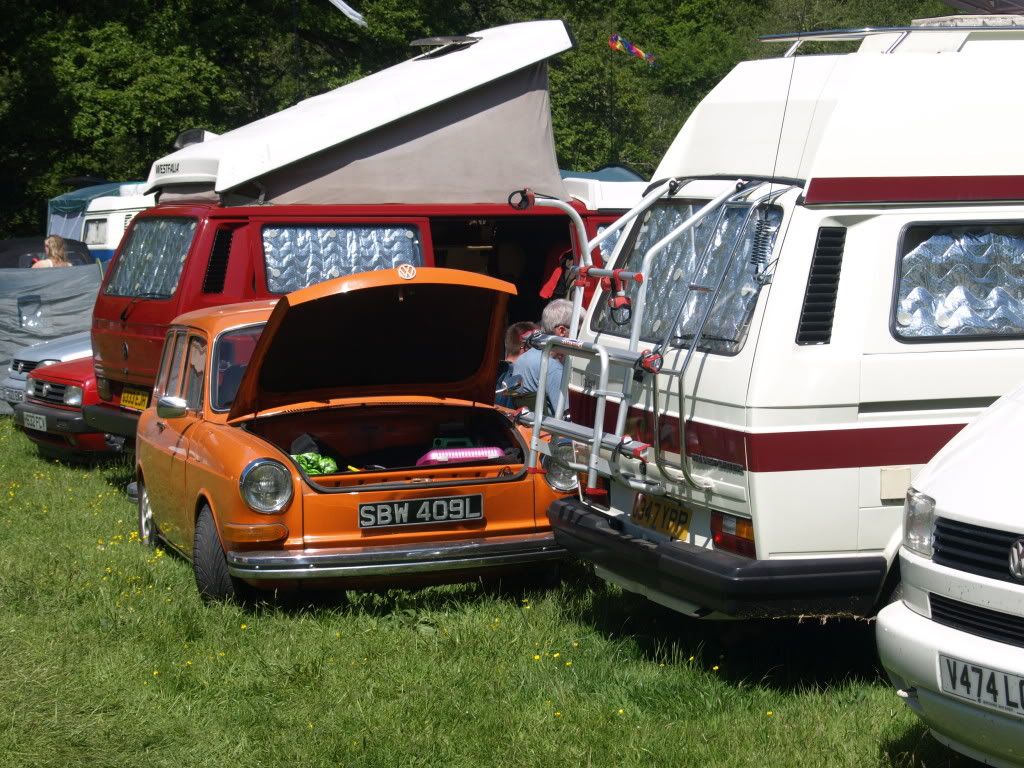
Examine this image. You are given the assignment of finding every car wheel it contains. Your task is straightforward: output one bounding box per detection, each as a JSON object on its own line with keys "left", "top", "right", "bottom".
{"left": 137, "top": 481, "right": 157, "bottom": 549}
{"left": 193, "top": 504, "right": 248, "bottom": 603}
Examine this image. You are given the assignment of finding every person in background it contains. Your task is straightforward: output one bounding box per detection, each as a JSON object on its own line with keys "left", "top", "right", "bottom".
{"left": 512, "top": 298, "right": 572, "bottom": 415}
{"left": 495, "top": 321, "right": 539, "bottom": 408}
{"left": 32, "top": 235, "right": 71, "bottom": 268}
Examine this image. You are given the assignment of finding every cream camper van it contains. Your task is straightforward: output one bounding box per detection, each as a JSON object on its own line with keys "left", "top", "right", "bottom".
{"left": 519, "top": 14, "right": 1024, "bottom": 618}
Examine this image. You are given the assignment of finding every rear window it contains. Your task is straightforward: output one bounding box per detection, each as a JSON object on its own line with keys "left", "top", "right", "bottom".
{"left": 895, "top": 223, "right": 1024, "bottom": 340}
{"left": 262, "top": 224, "right": 423, "bottom": 294}
{"left": 591, "top": 200, "right": 782, "bottom": 355}
{"left": 105, "top": 217, "right": 197, "bottom": 298}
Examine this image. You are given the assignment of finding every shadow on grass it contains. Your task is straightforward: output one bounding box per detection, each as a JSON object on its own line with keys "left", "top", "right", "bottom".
{"left": 879, "top": 725, "right": 981, "bottom": 768}
{"left": 560, "top": 561, "right": 885, "bottom": 693}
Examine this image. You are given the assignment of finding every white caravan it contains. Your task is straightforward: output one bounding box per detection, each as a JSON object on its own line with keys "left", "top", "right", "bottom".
{"left": 80, "top": 185, "right": 155, "bottom": 263}
{"left": 520, "top": 14, "right": 1024, "bottom": 618}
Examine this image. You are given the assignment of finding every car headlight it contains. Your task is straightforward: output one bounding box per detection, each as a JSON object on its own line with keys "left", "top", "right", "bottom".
{"left": 541, "top": 439, "right": 580, "bottom": 493}
{"left": 240, "top": 459, "right": 294, "bottom": 514}
{"left": 63, "top": 385, "right": 83, "bottom": 407}
{"left": 903, "top": 487, "right": 936, "bottom": 559}
{"left": 24, "top": 377, "right": 35, "bottom": 395}
{"left": 36, "top": 359, "right": 59, "bottom": 369}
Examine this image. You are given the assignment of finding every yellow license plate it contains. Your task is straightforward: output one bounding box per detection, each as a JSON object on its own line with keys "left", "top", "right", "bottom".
{"left": 632, "top": 494, "right": 691, "bottom": 539}
{"left": 120, "top": 387, "right": 150, "bottom": 411}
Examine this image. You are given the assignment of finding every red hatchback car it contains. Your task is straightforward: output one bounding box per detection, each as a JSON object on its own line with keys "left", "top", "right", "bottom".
{"left": 13, "top": 357, "right": 117, "bottom": 459}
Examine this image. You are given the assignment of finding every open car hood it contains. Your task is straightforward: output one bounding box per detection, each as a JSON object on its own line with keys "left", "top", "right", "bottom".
{"left": 228, "top": 267, "right": 514, "bottom": 421}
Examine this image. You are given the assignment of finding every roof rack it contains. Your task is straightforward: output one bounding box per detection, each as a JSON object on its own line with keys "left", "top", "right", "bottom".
{"left": 761, "top": 17, "right": 1024, "bottom": 56}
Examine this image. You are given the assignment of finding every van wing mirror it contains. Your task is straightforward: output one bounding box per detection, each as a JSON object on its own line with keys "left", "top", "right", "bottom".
{"left": 156, "top": 396, "right": 188, "bottom": 419}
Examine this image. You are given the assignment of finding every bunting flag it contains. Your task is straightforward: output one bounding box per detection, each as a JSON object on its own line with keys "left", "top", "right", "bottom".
{"left": 608, "top": 33, "right": 655, "bottom": 65}
{"left": 324, "top": 0, "right": 367, "bottom": 27}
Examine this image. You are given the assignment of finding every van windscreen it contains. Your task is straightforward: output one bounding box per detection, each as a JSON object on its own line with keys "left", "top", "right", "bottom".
{"left": 262, "top": 224, "right": 423, "bottom": 294}
{"left": 105, "top": 217, "right": 197, "bottom": 298}
{"left": 592, "top": 200, "right": 782, "bottom": 355}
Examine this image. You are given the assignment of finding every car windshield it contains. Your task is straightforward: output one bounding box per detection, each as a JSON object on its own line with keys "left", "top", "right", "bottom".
{"left": 105, "top": 217, "right": 197, "bottom": 298}
{"left": 211, "top": 324, "right": 264, "bottom": 410}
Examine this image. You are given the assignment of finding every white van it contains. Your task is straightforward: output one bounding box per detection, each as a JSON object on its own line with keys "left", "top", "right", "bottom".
{"left": 877, "top": 383, "right": 1024, "bottom": 766}
{"left": 521, "top": 14, "right": 1024, "bottom": 618}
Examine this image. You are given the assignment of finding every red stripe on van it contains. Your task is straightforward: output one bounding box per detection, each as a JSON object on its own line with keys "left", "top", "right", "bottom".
{"left": 742, "top": 423, "right": 965, "bottom": 472}
{"left": 804, "top": 176, "right": 1024, "bottom": 205}
{"left": 566, "top": 391, "right": 965, "bottom": 472}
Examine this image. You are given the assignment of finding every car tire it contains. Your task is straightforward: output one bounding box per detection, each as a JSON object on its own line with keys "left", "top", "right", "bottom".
{"left": 193, "top": 504, "right": 249, "bottom": 603}
{"left": 137, "top": 480, "right": 157, "bottom": 549}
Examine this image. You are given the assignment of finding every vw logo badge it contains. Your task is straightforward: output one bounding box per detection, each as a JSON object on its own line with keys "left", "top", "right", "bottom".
{"left": 396, "top": 263, "right": 417, "bottom": 280}
{"left": 1010, "top": 539, "right": 1024, "bottom": 580}
{"left": 121, "top": 342, "right": 129, "bottom": 360}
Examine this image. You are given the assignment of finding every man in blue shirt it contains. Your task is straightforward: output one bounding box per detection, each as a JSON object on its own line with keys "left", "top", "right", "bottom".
{"left": 512, "top": 298, "right": 572, "bottom": 416}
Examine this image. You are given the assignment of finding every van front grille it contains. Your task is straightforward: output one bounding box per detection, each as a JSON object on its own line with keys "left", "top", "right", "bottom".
{"left": 933, "top": 517, "right": 1023, "bottom": 584}
{"left": 796, "top": 227, "right": 846, "bottom": 345}
{"left": 11, "top": 359, "right": 39, "bottom": 375}
{"left": 930, "top": 593, "right": 1024, "bottom": 649}
{"left": 29, "top": 379, "right": 66, "bottom": 406}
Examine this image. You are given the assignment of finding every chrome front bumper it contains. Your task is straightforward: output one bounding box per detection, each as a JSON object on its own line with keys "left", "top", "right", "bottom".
{"left": 226, "top": 532, "right": 564, "bottom": 580}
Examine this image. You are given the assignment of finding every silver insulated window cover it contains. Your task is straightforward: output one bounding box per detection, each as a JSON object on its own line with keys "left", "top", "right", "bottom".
{"left": 105, "top": 217, "right": 197, "bottom": 298}
{"left": 262, "top": 224, "right": 424, "bottom": 294}
{"left": 896, "top": 225, "right": 1024, "bottom": 338}
{"left": 593, "top": 201, "right": 782, "bottom": 354}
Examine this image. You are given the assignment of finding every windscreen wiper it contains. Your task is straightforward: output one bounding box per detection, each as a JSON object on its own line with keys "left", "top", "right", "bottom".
{"left": 120, "top": 292, "right": 170, "bottom": 321}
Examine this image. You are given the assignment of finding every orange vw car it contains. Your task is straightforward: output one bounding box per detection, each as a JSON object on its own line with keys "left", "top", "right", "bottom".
{"left": 135, "top": 267, "right": 572, "bottom": 601}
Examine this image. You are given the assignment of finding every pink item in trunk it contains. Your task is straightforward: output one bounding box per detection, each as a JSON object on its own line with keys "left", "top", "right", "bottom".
{"left": 415, "top": 447, "right": 504, "bottom": 466}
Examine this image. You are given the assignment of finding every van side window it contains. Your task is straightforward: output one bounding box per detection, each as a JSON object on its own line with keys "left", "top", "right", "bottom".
{"left": 105, "top": 217, "right": 197, "bottom": 298}
{"left": 895, "top": 224, "right": 1024, "bottom": 340}
{"left": 591, "top": 201, "right": 782, "bottom": 355}
{"left": 262, "top": 224, "right": 423, "bottom": 294}
{"left": 184, "top": 336, "right": 207, "bottom": 411}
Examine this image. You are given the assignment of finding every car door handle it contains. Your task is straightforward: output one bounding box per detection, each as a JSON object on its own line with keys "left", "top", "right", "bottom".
{"left": 156, "top": 421, "right": 166, "bottom": 432}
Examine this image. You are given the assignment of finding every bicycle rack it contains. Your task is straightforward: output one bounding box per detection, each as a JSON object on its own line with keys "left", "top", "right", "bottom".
{"left": 509, "top": 178, "right": 791, "bottom": 502}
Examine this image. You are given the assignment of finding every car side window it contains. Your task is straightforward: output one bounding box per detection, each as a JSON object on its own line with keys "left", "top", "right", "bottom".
{"left": 154, "top": 330, "right": 183, "bottom": 399}
{"left": 164, "top": 333, "right": 189, "bottom": 399}
{"left": 184, "top": 336, "right": 207, "bottom": 411}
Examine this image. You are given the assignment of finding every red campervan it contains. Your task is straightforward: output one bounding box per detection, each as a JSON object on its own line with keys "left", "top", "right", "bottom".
{"left": 84, "top": 21, "right": 643, "bottom": 440}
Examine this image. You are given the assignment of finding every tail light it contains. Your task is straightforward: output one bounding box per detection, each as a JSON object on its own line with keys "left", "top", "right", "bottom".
{"left": 710, "top": 511, "right": 756, "bottom": 558}
{"left": 96, "top": 376, "right": 112, "bottom": 401}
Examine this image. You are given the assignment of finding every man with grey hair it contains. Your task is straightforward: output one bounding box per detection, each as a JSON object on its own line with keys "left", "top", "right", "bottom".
{"left": 512, "top": 298, "right": 573, "bottom": 415}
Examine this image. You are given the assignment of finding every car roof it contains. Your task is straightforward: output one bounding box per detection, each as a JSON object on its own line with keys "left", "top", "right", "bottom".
{"left": 170, "top": 300, "right": 278, "bottom": 336}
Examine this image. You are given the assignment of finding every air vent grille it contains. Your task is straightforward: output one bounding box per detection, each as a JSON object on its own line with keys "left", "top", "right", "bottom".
{"left": 796, "top": 227, "right": 846, "bottom": 345}
{"left": 202, "top": 228, "right": 233, "bottom": 294}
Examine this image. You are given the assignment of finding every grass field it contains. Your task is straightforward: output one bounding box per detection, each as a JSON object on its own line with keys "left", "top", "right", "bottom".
{"left": 0, "top": 418, "right": 973, "bottom": 767}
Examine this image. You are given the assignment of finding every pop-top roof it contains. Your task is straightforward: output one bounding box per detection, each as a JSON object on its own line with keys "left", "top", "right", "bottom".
{"left": 146, "top": 20, "right": 573, "bottom": 205}
{"left": 656, "top": 17, "right": 1024, "bottom": 205}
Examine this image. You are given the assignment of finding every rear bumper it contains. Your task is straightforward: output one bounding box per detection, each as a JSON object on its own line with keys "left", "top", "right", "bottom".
{"left": 548, "top": 497, "right": 888, "bottom": 618}
{"left": 83, "top": 403, "right": 140, "bottom": 438}
{"left": 226, "top": 532, "right": 564, "bottom": 581}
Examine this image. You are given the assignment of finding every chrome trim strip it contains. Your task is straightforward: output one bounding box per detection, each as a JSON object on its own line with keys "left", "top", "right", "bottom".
{"left": 226, "top": 533, "right": 564, "bottom": 579}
